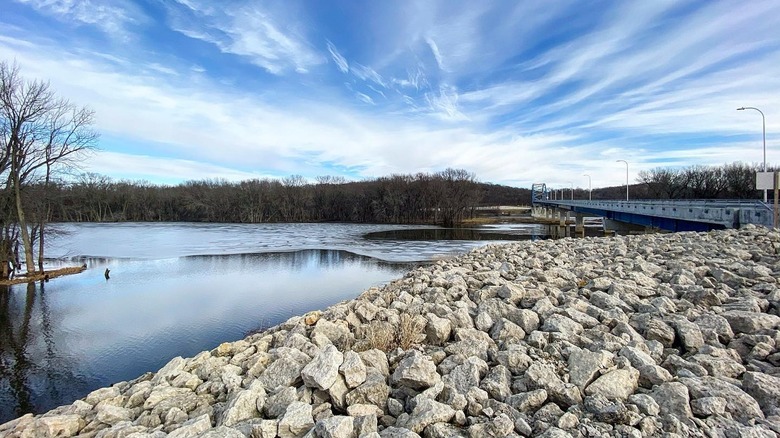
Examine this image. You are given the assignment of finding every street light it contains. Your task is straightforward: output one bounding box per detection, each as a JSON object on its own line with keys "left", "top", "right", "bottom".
{"left": 583, "top": 174, "right": 592, "bottom": 200}
{"left": 616, "top": 160, "right": 628, "bottom": 201}
{"left": 737, "top": 106, "right": 767, "bottom": 202}
{"left": 568, "top": 182, "right": 574, "bottom": 200}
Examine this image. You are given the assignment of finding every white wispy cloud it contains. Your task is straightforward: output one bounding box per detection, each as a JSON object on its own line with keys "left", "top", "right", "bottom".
{"left": 327, "top": 41, "right": 349, "bottom": 73}
{"left": 87, "top": 151, "right": 277, "bottom": 184}
{"left": 14, "top": 0, "right": 143, "bottom": 37}
{"left": 165, "top": 0, "right": 324, "bottom": 74}
{"left": 352, "top": 64, "right": 385, "bottom": 87}
{"left": 425, "top": 37, "right": 444, "bottom": 71}
{"left": 355, "top": 93, "right": 375, "bottom": 105}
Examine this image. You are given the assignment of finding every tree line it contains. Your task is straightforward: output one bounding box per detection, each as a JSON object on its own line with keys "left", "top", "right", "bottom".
{"left": 551, "top": 162, "right": 767, "bottom": 201}
{"left": 43, "top": 169, "right": 525, "bottom": 227}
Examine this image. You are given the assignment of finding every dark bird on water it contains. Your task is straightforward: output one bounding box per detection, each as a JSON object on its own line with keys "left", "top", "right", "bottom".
{"left": 104, "top": 268, "right": 110, "bottom": 280}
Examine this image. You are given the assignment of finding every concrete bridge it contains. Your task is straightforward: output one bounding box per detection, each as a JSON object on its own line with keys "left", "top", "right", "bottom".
{"left": 530, "top": 183, "right": 775, "bottom": 236}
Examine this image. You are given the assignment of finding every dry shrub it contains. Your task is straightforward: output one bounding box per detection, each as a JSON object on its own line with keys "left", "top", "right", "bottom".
{"left": 398, "top": 313, "right": 426, "bottom": 350}
{"left": 363, "top": 320, "right": 396, "bottom": 352}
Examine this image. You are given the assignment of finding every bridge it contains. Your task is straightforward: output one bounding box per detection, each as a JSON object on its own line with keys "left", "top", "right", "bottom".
{"left": 530, "top": 183, "right": 776, "bottom": 235}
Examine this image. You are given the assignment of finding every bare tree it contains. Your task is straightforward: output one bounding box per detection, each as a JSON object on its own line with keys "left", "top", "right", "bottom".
{"left": 0, "top": 61, "right": 97, "bottom": 277}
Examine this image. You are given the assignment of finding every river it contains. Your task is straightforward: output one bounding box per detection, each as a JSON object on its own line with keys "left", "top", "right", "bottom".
{"left": 0, "top": 222, "right": 550, "bottom": 423}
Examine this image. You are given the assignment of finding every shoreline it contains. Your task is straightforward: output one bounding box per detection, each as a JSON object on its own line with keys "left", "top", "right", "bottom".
{"left": 0, "top": 265, "right": 86, "bottom": 286}
{"left": 2, "top": 225, "right": 779, "bottom": 437}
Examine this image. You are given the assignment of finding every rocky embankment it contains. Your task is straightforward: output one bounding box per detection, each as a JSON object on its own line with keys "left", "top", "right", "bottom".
{"left": 3, "top": 225, "right": 780, "bottom": 438}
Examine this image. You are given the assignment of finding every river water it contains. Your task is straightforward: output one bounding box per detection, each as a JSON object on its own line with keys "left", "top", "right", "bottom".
{"left": 0, "top": 222, "right": 550, "bottom": 423}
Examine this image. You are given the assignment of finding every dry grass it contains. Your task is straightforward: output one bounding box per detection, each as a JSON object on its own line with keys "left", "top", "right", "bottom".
{"left": 398, "top": 313, "right": 426, "bottom": 350}
{"left": 357, "top": 313, "right": 427, "bottom": 352}
{"left": 363, "top": 320, "right": 396, "bottom": 352}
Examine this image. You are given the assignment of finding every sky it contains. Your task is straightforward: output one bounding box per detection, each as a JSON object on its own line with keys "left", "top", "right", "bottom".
{"left": 1, "top": 0, "right": 778, "bottom": 189}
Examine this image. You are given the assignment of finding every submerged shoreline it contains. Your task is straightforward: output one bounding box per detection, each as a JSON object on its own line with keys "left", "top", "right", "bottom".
{"left": 2, "top": 225, "right": 779, "bottom": 437}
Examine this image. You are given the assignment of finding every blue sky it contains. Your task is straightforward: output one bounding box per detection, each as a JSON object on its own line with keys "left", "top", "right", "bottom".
{"left": 1, "top": 0, "right": 778, "bottom": 189}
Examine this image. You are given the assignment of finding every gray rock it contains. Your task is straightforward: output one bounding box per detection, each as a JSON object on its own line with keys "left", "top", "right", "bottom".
{"left": 391, "top": 352, "right": 441, "bottom": 390}
{"left": 585, "top": 367, "right": 639, "bottom": 401}
{"left": 568, "top": 349, "right": 613, "bottom": 391}
{"left": 541, "top": 314, "right": 584, "bottom": 337}
{"left": 742, "top": 371, "right": 780, "bottom": 416}
{"left": 314, "top": 415, "right": 354, "bottom": 438}
{"left": 490, "top": 318, "right": 526, "bottom": 344}
{"left": 583, "top": 395, "right": 633, "bottom": 424}
{"left": 474, "top": 310, "right": 494, "bottom": 332}
{"left": 507, "top": 389, "right": 548, "bottom": 412}
{"left": 85, "top": 386, "right": 121, "bottom": 405}
{"left": 557, "top": 412, "right": 579, "bottom": 430}
{"left": 219, "top": 381, "right": 266, "bottom": 426}
{"left": 423, "top": 423, "right": 468, "bottom": 438}
{"left": 302, "top": 345, "right": 344, "bottom": 391}
{"left": 359, "top": 349, "right": 390, "bottom": 377}
{"left": 312, "top": 319, "right": 351, "bottom": 347}
{"left": 644, "top": 318, "right": 676, "bottom": 347}
{"left": 96, "top": 404, "right": 133, "bottom": 426}
{"left": 23, "top": 415, "right": 85, "bottom": 438}
{"left": 690, "top": 396, "right": 727, "bottom": 417}
{"left": 443, "top": 356, "right": 487, "bottom": 395}
{"left": 682, "top": 376, "right": 764, "bottom": 424}
{"left": 721, "top": 310, "right": 780, "bottom": 334}
{"left": 265, "top": 387, "right": 298, "bottom": 418}
{"left": 667, "top": 316, "right": 704, "bottom": 353}
{"left": 649, "top": 382, "right": 693, "bottom": 420}
{"left": 345, "top": 368, "right": 390, "bottom": 407}
{"left": 259, "top": 348, "right": 310, "bottom": 390}
{"left": 339, "top": 351, "right": 367, "bottom": 389}
{"left": 495, "top": 348, "right": 533, "bottom": 375}
{"left": 480, "top": 365, "right": 512, "bottom": 402}
{"left": 425, "top": 313, "right": 452, "bottom": 345}
{"left": 328, "top": 374, "right": 350, "bottom": 412}
{"left": 251, "top": 420, "right": 279, "bottom": 438}
{"left": 689, "top": 352, "right": 746, "bottom": 378}
{"left": 195, "top": 426, "right": 245, "bottom": 437}
{"left": 398, "top": 397, "right": 455, "bottom": 433}
{"left": 619, "top": 346, "right": 671, "bottom": 387}
{"left": 590, "top": 291, "right": 631, "bottom": 312}
{"left": 537, "top": 427, "right": 575, "bottom": 438}
{"left": 378, "top": 426, "right": 421, "bottom": 437}
{"left": 662, "top": 354, "right": 708, "bottom": 377}
{"left": 168, "top": 414, "right": 211, "bottom": 438}
{"left": 353, "top": 414, "right": 378, "bottom": 436}
{"left": 510, "top": 309, "right": 540, "bottom": 333}
{"left": 467, "top": 413, "right": 514, "bottom": 437}
{"left": 143, "top": 386, "right": 193, "bottom": 410}
{"left": 278, "top": 401, "right": 315, "bottom": 437}
{"left": 628, "top": 394, "right": 660, "bottom": 416}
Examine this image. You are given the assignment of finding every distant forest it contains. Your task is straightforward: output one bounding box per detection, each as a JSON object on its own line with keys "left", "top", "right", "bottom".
{"left": 34, "top": 161, "right": 766, "bottom": 227}
{"left": 44, "top": 168, "right": 529, "bottom": 227}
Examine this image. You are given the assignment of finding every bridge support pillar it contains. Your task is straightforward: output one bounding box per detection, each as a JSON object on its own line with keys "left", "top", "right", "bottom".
{"left": 559, "top": 209, "right": 570, "bottom": 237}
{"left": 575, "top": 213, "right": 585, "bottom": 237}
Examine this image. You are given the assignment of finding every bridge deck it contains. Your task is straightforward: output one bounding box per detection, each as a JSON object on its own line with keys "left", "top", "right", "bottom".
{"left": 534, "top": 199, "right": 774, "bottom": 231}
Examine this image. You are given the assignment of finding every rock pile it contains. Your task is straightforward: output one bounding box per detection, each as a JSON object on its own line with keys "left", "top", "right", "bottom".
{"left": 2, "top": 225, "right": 780, "bottom": 437}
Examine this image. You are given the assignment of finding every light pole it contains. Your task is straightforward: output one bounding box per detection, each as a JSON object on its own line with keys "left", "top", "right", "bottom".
{"left": 583, "top": 174, "right": 591, "bottom": 200}
{"left": 616, "top": 160, "right": 628, "bottom": 201}
{"left": 568, "top": 182, "right": 574, "bottom": 200}
{"left": 737, "top": 106, "right": 767, "bottom": 202}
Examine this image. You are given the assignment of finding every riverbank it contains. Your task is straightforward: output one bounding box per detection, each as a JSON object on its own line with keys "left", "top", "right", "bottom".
{"left": 2, "top": 225, "right": 779, "bottom": 437}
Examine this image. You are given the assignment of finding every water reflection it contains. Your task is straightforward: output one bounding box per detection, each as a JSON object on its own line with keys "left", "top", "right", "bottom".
{"left": 0, "top": 250, "right": 415, "bottom": 423}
